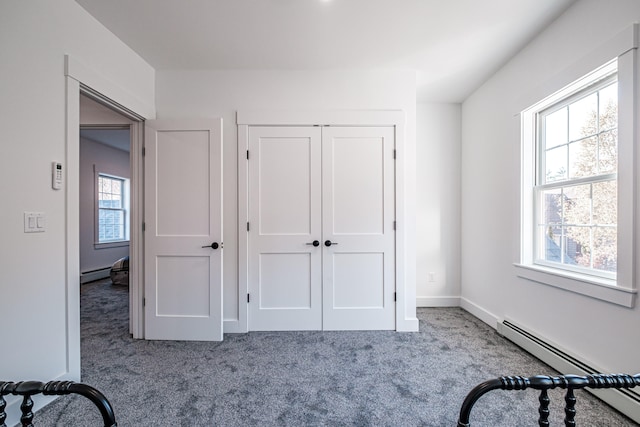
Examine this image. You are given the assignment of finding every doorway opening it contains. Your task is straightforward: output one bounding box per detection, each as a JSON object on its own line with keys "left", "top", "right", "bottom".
{"left": 79, "top": 125, "right": 131, "bottom": 286}
{"left": 78, "top": 91, "right": 145, "bottom": 339}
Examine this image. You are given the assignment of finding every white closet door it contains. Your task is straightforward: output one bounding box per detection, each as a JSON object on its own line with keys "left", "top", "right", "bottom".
{"left": 144, "top": 119, "right": 223, "bottom": 341}
{"left": 322, "top": 126, "right": 396, "bottom": 330}
{"left": 248, "top": 126, "right": 322, "bottom": 331}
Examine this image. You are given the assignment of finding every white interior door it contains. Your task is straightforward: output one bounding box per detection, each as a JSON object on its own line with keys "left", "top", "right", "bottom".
{"left": 144, "top": 119, "right": 223, "bottom": 341}
{"left": 248, "top": 126, "right": 322, "bottom": 331}
{"left": 246, "top": 125, "right": 395, "bottom": 331}
{"left": 322, "top": 126, "right": 395, "bottom": 330}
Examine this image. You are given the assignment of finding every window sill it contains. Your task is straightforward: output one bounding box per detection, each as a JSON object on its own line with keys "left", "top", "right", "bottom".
{"left": 514, "top": 263, "right": 636, "bottom": 308}
{"left": 94, "top": 241, "right": 129, "bottom": 250}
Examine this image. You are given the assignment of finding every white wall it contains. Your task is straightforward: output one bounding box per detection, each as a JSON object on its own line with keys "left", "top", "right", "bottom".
{"left": 0, "top": 1, "right": 154, "bottom": 424}
{"left": 79, "top": 138, "right": 130, "bottom": 273}
{"left": 156, "top": 69, "right": 417, "bottom": 329}
{"left": 461, "top": 0, "right": 640, "bottom": 373}
{"left": 416, "top": 104, "right": 461, "bottom": 306}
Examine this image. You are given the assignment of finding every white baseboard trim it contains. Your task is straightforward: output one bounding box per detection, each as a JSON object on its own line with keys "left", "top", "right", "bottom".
{"left": 397, "top": 317, "right": 419, "bottom": 332}
{"left": 459, "top": 297, "right": 500, "bottom": 329}
{"left": 223, "top": 319, "right": 246, "bottom": 334}
{"left": 498, "top": 318, "right": 640, "bottom": 423}
{"left": 417, "top": 296, "right": 461, "bottom": 307}
{"left": 80, "top": 267, "right": 111, "bottom": 284}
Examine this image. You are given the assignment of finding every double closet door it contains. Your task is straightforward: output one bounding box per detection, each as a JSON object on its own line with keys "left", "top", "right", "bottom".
{"left": 247, "top": 126, "right": 395, "bottom": 331}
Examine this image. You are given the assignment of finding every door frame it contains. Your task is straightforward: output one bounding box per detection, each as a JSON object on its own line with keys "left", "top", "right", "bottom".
{"left": 236, "top": 110, "right": 418, "bottom": 333}
{"left": 65, "top": 55, "right": 153, "bottom": 378}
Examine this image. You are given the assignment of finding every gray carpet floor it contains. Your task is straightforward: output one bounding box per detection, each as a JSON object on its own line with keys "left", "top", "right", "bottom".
{"left": 34, "top": 279, "right": 637, "bottom": 426}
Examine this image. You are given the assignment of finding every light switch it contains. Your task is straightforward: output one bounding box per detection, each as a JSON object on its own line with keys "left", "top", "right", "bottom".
{"left": 24, "top": 212, "right": 45, "bottom": 233}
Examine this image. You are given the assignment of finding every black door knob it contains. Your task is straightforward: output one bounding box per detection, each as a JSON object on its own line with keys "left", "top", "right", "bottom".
{"left": 201, "top": 242, "right": 220, "bottom": 249}
{"left": 306, "top": 240, "right": 320, "bottom": 247}
{"left": 324, "top": 240, "right": 332, "bottom": 247}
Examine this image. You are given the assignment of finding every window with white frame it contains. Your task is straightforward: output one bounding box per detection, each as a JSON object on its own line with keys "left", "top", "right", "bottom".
{"left": 536, "top": 72, "right": 618, "bottom": 279}
{"left": 518, "top": 40, "right": 637, "bottom": 308}
{"left": 97, "top": 174, "right": 129, "bottom": 243}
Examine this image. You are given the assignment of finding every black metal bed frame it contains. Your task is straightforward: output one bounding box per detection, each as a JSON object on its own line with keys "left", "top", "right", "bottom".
{"left": 457, "top": 373, "right": 640, "bottom": 426}
{"left": 0, "top": 380, "right": 117, "bottom": 427}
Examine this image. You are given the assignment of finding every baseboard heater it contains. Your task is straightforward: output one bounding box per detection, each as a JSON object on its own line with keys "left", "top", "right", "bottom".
{"left": 80, "top": 266, "right": 111, "bottom": 284}
{"left": 497, "top": 319, "right": 640, "bottom": 423}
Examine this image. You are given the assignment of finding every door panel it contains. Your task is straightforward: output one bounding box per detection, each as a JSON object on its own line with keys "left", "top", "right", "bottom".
{"left": 145, "top": 119, "right": 223, "bottom": 341}
{"left": 332, "top": 135, "right": 385, "bottom": 235}
{"left": 248, "top": 127, "right": 322, "bottom": 331}
{"left": 332, "top": 253, "right": 384, "bottom": 308}
{"left": 155, "top": 130, "right": 211, "bottom": 236}
{"left": 259, "top": 253, "right": 312, "bottom": 308}
{"left": 322, "top": 127, "right": 395, "bottom": 330}
{"left": 258, "top": 137, "right": 313, "bottom": 235}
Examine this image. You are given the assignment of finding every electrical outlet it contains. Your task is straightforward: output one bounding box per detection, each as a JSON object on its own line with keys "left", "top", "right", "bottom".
{"left": 428, "top": 272, "right": 436, "bottom": 283}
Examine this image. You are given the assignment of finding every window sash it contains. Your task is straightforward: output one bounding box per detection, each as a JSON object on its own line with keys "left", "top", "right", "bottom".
{"left": 536, "top": 74, "right": 618, "bottom": 187}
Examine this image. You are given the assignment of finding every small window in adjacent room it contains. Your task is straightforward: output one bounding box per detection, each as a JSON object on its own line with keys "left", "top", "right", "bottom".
{"left": 97, "top": 174, "right": 129, "bottom": 244}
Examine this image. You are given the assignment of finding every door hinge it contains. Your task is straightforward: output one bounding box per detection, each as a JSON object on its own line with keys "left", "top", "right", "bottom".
{"left": 142, "top": 222, "right": 146, "bottom": 232}
{"left": 142, "top": 147, "right": 146, "bottom": 156}
{"left": 247, "top": 222, "right": 250, "bottom": 231}
{"left": 247, "top": 293, "right": 250, "bottom": 303}
{"left": 393, "top": 221, "right": 396, "bottom": 230}
{"left": 393, "top": 149, "right": 396, "bottom": 159}
{"left": 143, "top": 298, "right": 146, "bottom": 307}
{"left": 246, "top": 150, "right": 249, "bottom": 160}
{"left": 394, "top": 292, "right": 397, "bottom": 302}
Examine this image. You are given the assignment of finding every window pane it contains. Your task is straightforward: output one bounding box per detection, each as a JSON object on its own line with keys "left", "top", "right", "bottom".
{"left": 593, "top": 226, "right": 617, "bottom": 272}
{"left": 541, "top": 224, "right": 563, "bottom": 263}
{"left": 592, "top": 180, "right": 616, "bottom": 225}
{"left": 544, "top": 107, "right": 567, "bottom": 149}
{"left": 599, "top": 82, "right": 617, "bottom": 131}
{"left": 541, "top": 188, "right": 562, "bottom": 225}
{"left": 569, "top": 93, "right": 597, "bottom": 141}
{"left": 565, "top": 226, "right": 590, "bottom": 268}
{"left": 598, "top": 129, "right": 617, "bottom": 174}
{"left": 568, "top": 137, "right": 597, "bottom": 179}
{"left": 545, "top": 145, "right": 567, "bottom": 182}
{"left": 563, "top": 184, "right": 591, "bottom": 226}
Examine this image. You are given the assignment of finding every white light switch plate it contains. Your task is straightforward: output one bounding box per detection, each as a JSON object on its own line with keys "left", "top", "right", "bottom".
{"left": 24, "top": 212, "right": 45, "bottom": 233}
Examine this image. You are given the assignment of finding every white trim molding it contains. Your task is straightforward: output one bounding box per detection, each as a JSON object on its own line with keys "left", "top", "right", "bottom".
{"left": 417, "top": 296, "right": 461, "bottom": 307}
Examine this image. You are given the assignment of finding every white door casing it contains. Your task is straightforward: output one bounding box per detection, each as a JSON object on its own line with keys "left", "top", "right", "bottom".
{"left": 246, "top": 125, "right": 395, "bottom": 331}
{"left": 144, "top": 119, "right": 223, "bottom": 341}
{"left": 322, "top": 126, "right": 396, "bottom": 330}
{"left": 248, "top": 127, "right": 322, "bottom": 331}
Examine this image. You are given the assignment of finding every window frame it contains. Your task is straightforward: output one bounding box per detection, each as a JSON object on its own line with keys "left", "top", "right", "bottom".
{"left": 95, "top": 172, "right": 130, "bottom": 247}
{"left": 516, "top": 34, "right": 638, "bottom": 308}
{"left": 533, "top": 72, "right": 618, "bottom": 281}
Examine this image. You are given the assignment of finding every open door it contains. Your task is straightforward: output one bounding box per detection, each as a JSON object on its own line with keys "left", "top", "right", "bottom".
{"left": 144, "top": 119, "right": 223, "bottom": 341}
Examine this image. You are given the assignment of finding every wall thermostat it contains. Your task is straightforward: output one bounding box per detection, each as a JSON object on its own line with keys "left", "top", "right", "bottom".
{"left": 52, "top": 162, "right": 63, "bottom": 190}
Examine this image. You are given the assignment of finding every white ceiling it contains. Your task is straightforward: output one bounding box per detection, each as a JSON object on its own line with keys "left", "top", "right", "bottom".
{"left": 76, "top": 0, "right": 575, "bottom": 103}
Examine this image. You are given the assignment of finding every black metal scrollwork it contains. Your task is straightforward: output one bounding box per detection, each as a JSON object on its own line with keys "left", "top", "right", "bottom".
{"left": 457, "top": 373, "right": 640, "bottom": 427}
{"left": 0, "top": 380, "right": 117, "bottom": 427}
